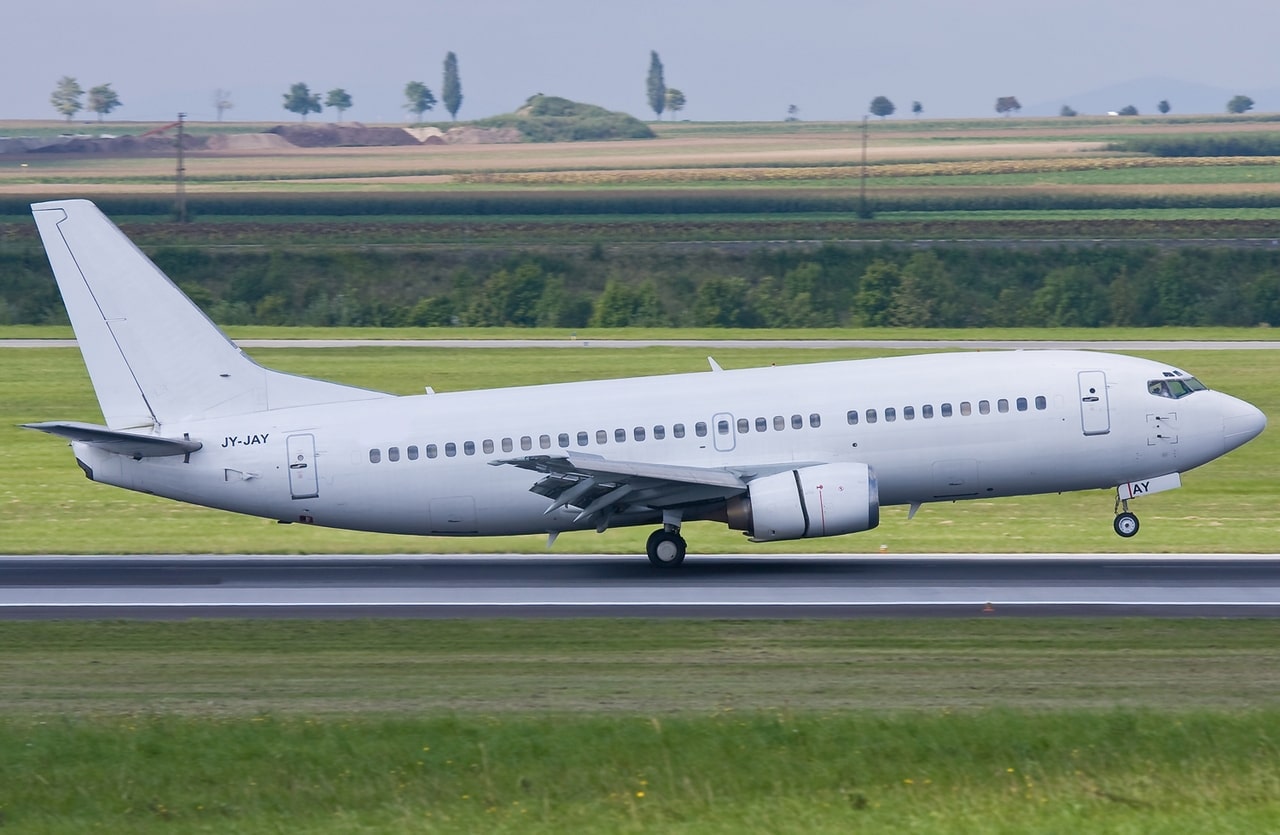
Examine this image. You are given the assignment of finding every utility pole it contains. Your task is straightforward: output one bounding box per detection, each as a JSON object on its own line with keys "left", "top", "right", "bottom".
{"left": 858, "top": 114, "right": 873, "bottom": 219}
{"left": 175, "top": 113, "right": 187, "bottom": 223}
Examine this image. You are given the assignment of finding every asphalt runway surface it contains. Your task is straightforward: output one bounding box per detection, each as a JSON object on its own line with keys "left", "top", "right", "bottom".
{"left": 3, "top": 554, "right": 1279, "bottom": 619}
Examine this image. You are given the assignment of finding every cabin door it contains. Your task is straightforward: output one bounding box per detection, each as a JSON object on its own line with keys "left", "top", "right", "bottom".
{"left": 286, "top": 433, "right": 320, "bottom": 499}
{"left": 1078, "top": 371, "right": 1111, "bottom": 436}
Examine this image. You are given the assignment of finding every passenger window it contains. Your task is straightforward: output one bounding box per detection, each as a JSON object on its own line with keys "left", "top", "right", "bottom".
{"left": 673, "top": 424, "right": 685, "bottom": 438}
{"left": 694, "top": 422, "right": 706, "bottom": 437}
{"left": 369, "top": 448, "right": 381, "bottom": 464}
{"left": 998, "top": 399, "right": 1009, "bottom": 413}
{"left": 1017, "top": 397, "right": 1028, "bottom": 412}
{"left": 718, "top": 420, "right": 731, "bottom": 435}
{"left": 577, "top": 431, "right": 589, "bottom": 446}
{"left": 903, "top": 406, "right": 915, "bottom": 420}
{"left": 810, "top": 413, "right": 821, "bottom": 428}
{"left": 1035, "top": 395, "right": 1047, "bottom": 410}
{"left": 388, "top": 447, "right": 400, "bottom": 462}
{"left": 615, "top": 428, "right": 626, "bottom": 443}
{"left": 756, "top": 417, "right": 768, "bottom": 432}
{"left": 885, "top": 407, "right": 896, "bottom": 422}
{"left": 596, "top": 430, "right": 608, "bottom": 445}
{"left": 654, "top": 425, "right": 666, "bottom": 440}
{"left": 791, "top": 414, "right": 803, "bottom": 429}
{"left": 922, "top": 404, "right": 934, "bottom": 419}
{"left": 445, "top": 442, "right": 457, "bottom": 457}
{"left": 558, "top": 433, "right": 570, "bottom": 448}
{"left": 978, "top": 400, "right": 990, "bottom": 415}
{"left": 866, "top": 409, "right": 878, "bottom": 424}
{"left": 407, "top": 445, "right": 419, "bottom": 460}
{"left": 482, "top": 439, "right": 494, "bottom": 454}
{"left": 502, "top": 438, "right": 514, "bottom": 453}
{"left": 634, "top": 426, "right": 646, "bottom": 441}
{"left": 537, "top": 435, "right": 548, "bottom": 450}
{"left": 737, "top": 418, "right": 749, "bottom": 434}
{"left": 960, "top": 401, "right": 971, "bottom": 416}
{"left": 520, "top": 436, "right": 532, "bottom": 451}
{"left": 847, "top": 410, "right": 859, "bottom": 425}
{"left": 941, "top": 403, "right": 953, "bottom": 417}
{"left": 774, "top": 416, "right": 785, "bottom": 431}
{"left": 464, "top": 441, "right": 476, "bottom": 456}
{"left": 426, "top": 444, "right": 438, "bottom": 459}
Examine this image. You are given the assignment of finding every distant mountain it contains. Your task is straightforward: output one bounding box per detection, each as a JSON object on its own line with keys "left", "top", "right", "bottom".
{"left": 1025, "top": 77, "right": 1280, "bottom": 117}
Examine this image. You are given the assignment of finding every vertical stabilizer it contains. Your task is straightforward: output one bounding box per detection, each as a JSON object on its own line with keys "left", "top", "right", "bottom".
{"left": 32, "top": 199, "right": 387, "bottom": 429}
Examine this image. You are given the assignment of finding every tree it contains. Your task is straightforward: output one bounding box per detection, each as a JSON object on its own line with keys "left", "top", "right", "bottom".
{"left": 282, "top": 82, "right": 321, "bottom": 121}
{"left": 785, "top": 104, "right": 800, "bottom": 122}
{"left": 442, "top": 51, "right": 463, "bottom": 120}
{"left": 404, "top": 81, "right": 436, "bottom": 121}
{"left": 212, "top": 89, "right": 234, "bottom": 122}
{"left": 1158, "top": 99, "right": 1171, "bottom": 114}
{"left": 911, "top": 100, "right": 923, "bottom": 117}
{"left": 1118, "top": 104, "right": 1139, "bottom": 116}
{"left": 325, "top": 88, "right": 353, "bottom": 121}
{"left": 50, "top": 76, "right": 83, "bottom": 121}
{"left": 1227, "top": 95, "right": 1255, "bottom": 114}
{"left": 86, "top": 84, "right": 122, "bottom": 122}
{"left": 665, "top": 88, "right": 686, "bottom": 117}
{"left": 995, "top": 96, "right": 1021, "bottom": 116}
{"left": 869, "top": 95, "right": 895, "bottom": 118}
{"left": 1060, "top": 105, "right": 1078, "bottom": 117}
{"left": 646, "top": 51, "right": 666, "bottom": 120}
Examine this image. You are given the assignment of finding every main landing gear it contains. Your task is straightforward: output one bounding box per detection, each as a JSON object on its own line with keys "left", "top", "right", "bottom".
{"left": 1113, "top": 496, "right": 1140, "bottom": 538}
{"left": 646, "top": 528, "right": 687, "bottom": 567}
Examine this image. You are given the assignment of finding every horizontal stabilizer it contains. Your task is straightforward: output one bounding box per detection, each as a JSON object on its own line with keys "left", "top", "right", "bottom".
{"left": 22, "top": 421, "right": 203, "bottom": 458}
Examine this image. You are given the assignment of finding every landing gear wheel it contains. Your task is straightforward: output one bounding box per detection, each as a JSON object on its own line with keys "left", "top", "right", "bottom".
{"left": 646, "top": 529, "right": 687, "bottom": 567}
{"left": 1113, "top": 511, "right": 1139, "bottom": 538}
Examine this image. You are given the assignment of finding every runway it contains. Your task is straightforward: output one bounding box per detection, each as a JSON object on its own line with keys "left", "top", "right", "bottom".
{"left": 3, "top": 554, "right": 1279, "bottom": 619}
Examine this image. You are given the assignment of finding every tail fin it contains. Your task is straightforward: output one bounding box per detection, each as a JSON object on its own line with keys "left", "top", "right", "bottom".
{"left": 32, "top": 199, "right": 388, "bottom": 430}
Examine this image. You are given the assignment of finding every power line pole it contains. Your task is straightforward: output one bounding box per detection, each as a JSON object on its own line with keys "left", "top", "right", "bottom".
{"left": 175, "top": 113, "right": 187, "bottom": 223}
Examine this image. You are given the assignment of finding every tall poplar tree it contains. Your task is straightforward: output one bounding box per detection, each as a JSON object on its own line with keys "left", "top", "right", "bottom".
{"left": 646, "top": 51, "right": 666, "bottom": 120}
{"left": 442, "top": 51, "right": 463, "bottom": 120}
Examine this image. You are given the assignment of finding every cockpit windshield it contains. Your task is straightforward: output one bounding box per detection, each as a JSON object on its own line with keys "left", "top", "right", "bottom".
{"left": 1147, "top": 376, "right": 1208, "bottom": 399}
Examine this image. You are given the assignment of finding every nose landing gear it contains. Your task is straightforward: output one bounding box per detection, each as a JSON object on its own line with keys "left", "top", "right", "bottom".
{"left": 1113, "top": 496, "right": 1139, "bottom": 538}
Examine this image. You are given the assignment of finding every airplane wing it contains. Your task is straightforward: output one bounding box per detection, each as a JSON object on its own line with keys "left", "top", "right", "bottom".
{"left": 21, "top": 421, "right": 203, "bottom": 459}
{"left": 493, "top": 452, "right": 802, "bottom": 531}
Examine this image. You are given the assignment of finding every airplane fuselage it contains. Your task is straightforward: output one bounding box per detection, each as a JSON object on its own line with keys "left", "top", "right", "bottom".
{"left": 71, "top": 349, "right": 1260, "bottom": 539}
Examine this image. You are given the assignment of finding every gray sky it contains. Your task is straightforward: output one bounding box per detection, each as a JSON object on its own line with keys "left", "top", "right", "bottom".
{"left": 6, "top": 0, "right": 1279, "bottom": 124}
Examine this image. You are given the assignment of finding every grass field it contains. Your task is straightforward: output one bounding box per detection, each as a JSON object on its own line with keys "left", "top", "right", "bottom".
{"left": 3, "top": 619, "right": 1280, "bottom": 832}
{"left": 2, "top": 340, "right": 1276, "bottom": 555}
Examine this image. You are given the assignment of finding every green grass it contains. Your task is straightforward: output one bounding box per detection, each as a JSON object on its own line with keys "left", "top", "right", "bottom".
{"left": 3, "top": 619, "right": 1280, "bottom": 832}
{"left": 2, "top": 343, "right": 1277, "bottom": 554}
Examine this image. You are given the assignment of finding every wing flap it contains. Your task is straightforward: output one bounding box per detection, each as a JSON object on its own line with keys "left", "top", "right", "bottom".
{"left": 22, "top": 421, "right": 203, "bottom": 459}
{"left": 494, "top": 453, "right": 747, "bottom": 530}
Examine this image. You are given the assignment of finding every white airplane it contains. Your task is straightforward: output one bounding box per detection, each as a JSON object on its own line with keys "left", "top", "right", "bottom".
{"left": 24, "top": 199, "right": 1268, "bottom": 566}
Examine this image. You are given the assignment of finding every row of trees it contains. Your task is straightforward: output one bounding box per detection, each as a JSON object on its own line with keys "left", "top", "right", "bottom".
{"left": 49, "top": 77, "right": 122, "bottom": 122}
{"left": 9, "top": 243, "right": 1276, "bottom": 329}
{"left": 283, "top": 53, "right": 464, "bottom": 122}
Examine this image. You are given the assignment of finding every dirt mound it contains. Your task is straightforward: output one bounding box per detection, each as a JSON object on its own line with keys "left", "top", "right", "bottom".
{"left": 444, "top": 126, "right": 522, "bottom": 144}
{"left": 206, "top": 133, "right": 295, "bottom": 151}
{"left": 267, "top": 124, "right": 422, "bottom": 147}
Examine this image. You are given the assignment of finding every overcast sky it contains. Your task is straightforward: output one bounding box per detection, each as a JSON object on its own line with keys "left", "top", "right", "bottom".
{"left": 6, "top": 0, "right": 1278, "bottom": 124}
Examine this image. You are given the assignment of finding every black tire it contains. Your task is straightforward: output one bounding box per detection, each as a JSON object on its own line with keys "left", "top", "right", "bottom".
{"left": 646, "top": 529, "right": 687, "bottom": 567}
{"left": 1113, "top": 512, "right": 1139, "bottom": 538}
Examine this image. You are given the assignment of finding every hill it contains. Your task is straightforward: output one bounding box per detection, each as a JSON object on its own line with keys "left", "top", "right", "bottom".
{"left": 473, "top": 95, "right": 655, "bottom": 142}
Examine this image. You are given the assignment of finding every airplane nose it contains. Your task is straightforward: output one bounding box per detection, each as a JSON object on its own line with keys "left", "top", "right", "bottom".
{"left": 1223, "top": 399, "right": 1267, "bottom": 453}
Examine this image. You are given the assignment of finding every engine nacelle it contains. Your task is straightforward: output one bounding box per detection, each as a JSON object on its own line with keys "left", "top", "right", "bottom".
{"left": 726, "top": 463, "right": 879, "bottom": 542}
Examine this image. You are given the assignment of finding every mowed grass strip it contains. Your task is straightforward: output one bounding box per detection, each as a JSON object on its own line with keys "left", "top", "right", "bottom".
{"left": 2, "top": 619, "right": 1280, "bottom": 833}
{"left": 3, "top": 345, "right": 1277, "bottom": 554}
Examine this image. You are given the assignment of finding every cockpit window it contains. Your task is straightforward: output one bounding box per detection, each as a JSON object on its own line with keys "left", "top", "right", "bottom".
{"left": 1148, "top": 376, "right": 1207, "bottom": 399}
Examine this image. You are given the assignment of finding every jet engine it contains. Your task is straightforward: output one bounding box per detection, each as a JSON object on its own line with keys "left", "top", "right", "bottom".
{"left": 726, "top": 463, "right": 879, "bottom": 541}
